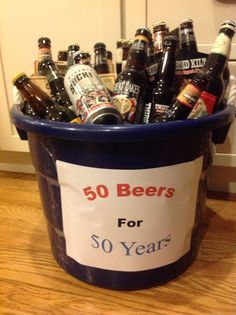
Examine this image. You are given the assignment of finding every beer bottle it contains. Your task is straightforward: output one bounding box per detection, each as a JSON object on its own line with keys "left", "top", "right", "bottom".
{"left": 197, "top": 20, "right": 235, "bottom": 114}
{"left": 12, "top": 73, "right": 76, "bottom": 122}
{"left": 94, "top": 42, "right": 109, "bottom": 74}
{"left": 121, "top": 39, "right": 133, "bottom": 71}
{"left": 153, "top": 22, "right": 169, "bottom": 69}
{"left": 37, "top": 37, "right": 52, "bottom": 75}
{"left": 116, "top": 40, "right": 123, "bottom": 74}
{"left": 67, "top": 43, "right": 80, "bottom": 68}
{"left": 112, "top": 27, "right": 152, "bottom": 123}
{"left": 157, "top": 70, "right": 211, "bottom": 122}
{"left": 106, "top": 50, "right": 115, "bottom": 73}
{"left": 179, "top": 19, "right": 198, "bottom": 57}
{"left": 56, "top": 50, "right": 68, "bottom": 76}
{"left": 175, "top": 19, "right": 208, "bottom": 94}
{"left": 142, "top": 38, "right": 158, "bottom": 123}
{"left": 150, "top": 35, "right": 178, "bottom": 122}
{"left": 39, "top": 58, "right": 72, "bottom": 107}
{"left": 58, "top": 50, "right": 68, "bottom": 61}
{"left": 73, "top": 51, "right": 92, "bottom": 65}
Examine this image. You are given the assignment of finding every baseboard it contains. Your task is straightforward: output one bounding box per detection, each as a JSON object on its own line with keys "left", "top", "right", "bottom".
{"left": 207, "top": 190, "right": 236, "bottom": 201}
{"left": 0, "top": 163, "right": 35, "bottom": 174}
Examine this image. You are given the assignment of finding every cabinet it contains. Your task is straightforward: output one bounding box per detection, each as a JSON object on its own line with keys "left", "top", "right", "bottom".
{"left": 0, "top": 0, "right": 121, "bottom": 153}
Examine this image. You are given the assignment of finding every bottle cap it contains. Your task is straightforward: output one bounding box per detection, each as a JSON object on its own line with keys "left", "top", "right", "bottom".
{"left": 116, "top": 40, "right": 123, "bottom": 48}
{"left": 163, "top": 35, "right": 178, "bottom": 47}
{"left": 73, "top": 50, "right": 90, "bottom": 62}
{"left": 106, "top": 50, "right": 113, "bottom": 59}
{"left": 122, "top": 39, "right": 130, "bottom": 48}
{"left": 12, "top": 72, "right": 27, "bottom": 85}
{"left": 135, "top": 26, "right": 152, "bottom": 42}
{"left": 220, "top": 20, "right": 236, "bottom": 33}
{"left": 68, "top": 43, "right": 80, "bottom": 51}
{"left": 94, "top": 42, "right": 106, "bottom": 50}
{"left": 38, "top": 37, "right": 51, "bottom": 47}
{"left": 153, "top": 22, "right": 167, "bottom": 33}
{"left": 180, "top": 19, "right": 194, "bottom": 29}
{"left": 58, "top": 50, "right": 68, "bottom": 61}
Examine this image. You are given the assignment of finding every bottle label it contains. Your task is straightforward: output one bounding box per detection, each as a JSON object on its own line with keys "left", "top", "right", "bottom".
{"left": 56, "top": 156, "right": 203, "bottom": 272}
{"left": 147, "top": 63, "right": 158, "bottom": 77}
{"left": 177, "top": 84, "right": 201, "bottom": 108}
{"left": 153, "top": 31, "right": 166, "bottom": 52}
{"left": 38, "top": 48, "right": 52, "bottom": 61}
{"left": 112, "top": 80, "right": 141, "bottom": 122}
{"left": 176, "top": 57, "right": 207, "bottom": 73}
{"left": 64, "top": 64, "right": 115, "bottom": 123}
{"left": 142, "top": 102, "right": 152, "bottom": 123}
{"left": 131, "top": 40, "right": 146, "bottom": 51}
{"left": 211, "top": 33, "right": 231, "bottom": 57}
{"left": 188, "top": 91, "right": 217, "bottom": 118}
{"left": 155, "top": 104, "right": 170, "bottom": 114}
{"left": 180, "top": 31, "right": 196, "bottom": 44}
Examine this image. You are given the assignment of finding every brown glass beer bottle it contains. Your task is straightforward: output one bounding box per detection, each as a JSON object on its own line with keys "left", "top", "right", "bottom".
{"left": 12, "top": 73, "right": 76, "bottom": 122}
{"left": 112, "top": 27, "right": 152, "bottom": 124}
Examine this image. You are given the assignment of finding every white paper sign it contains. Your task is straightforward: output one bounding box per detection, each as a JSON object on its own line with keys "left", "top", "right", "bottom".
{"left": 56, "top": 157, "right": 203, "bottom": 272}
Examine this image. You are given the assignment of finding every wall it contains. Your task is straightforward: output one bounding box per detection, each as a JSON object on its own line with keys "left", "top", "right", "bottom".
{"left": 0, "top": 0, "right": 121, "bottom": 171}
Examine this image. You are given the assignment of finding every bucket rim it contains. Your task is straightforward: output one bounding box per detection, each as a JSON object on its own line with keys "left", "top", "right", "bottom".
{"left": 11, "top": 104, "right": 235, "bottom": 142}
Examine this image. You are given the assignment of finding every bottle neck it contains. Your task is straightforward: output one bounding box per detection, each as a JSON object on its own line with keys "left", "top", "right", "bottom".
{"left": 126, "top": 39, "right": 149, "bottom": 71}
{"left": 204, "top": 53, "right": 227, "bottom": 77}
{"left": 153, "top": 30, "right": 168, "bottom": 54}
{"left": 205, "top": 30, "right": 233, "bottom": 76}
{"left": 210, "top": 30, "right": 233, "bottom": 58}
{"left": 157, "top": 45, "right": 176, "bottom": 85}
{"left": 15, "top": 76, "right": 50, "bottom": 101}
{"left": 43, "top": 62, "right": 62, "bottom": 81}
{"left": 94, "top": 50, "right": 107, "bottom": 65}
{"left": 14, "top": 76, "right": 52, "bottom": 117}
{"left": 38, "top": 46, "right": 52, "bottom": 62}
{"left": 180, "top": 27, "right": 198, "bottom": 52}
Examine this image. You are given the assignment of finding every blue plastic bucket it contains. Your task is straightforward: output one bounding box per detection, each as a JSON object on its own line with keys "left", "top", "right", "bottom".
{"left": 11, "top": 104, "right": 235, "bottom": 290}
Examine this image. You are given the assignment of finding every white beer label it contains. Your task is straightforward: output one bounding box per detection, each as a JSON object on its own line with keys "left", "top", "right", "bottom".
{"left": 56, "top": 157, "right": 203, "bottom": 272}
{"left": 211, "top": 33, "right": 231, "bottom": 57}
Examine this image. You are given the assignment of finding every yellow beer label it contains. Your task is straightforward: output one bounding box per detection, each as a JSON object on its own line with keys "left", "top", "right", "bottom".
{"left": 177, "top": 84, "right": 201, "bottom": 108}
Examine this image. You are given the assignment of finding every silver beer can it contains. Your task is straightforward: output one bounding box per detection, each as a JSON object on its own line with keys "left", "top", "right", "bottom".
{"left": 64, "top": 64, "right": 122, "bottom": 124}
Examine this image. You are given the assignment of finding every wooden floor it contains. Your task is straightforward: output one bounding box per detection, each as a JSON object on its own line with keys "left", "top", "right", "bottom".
{"left": 0, "top": 171, "right": 235, "bottom": 315}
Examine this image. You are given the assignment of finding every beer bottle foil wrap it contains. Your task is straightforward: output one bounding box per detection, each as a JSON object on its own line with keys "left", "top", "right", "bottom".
{"left": 64, "top": 64, "right": 122, "bottom": 124}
